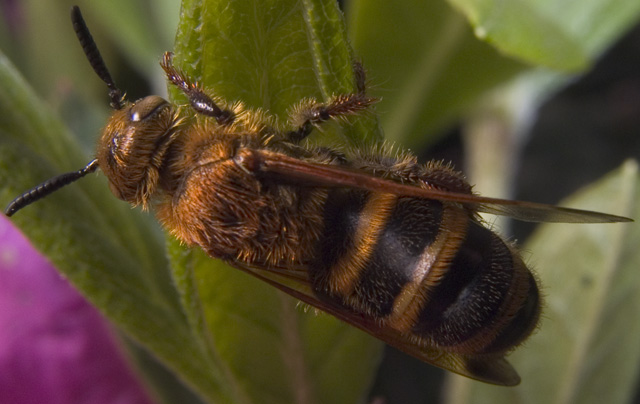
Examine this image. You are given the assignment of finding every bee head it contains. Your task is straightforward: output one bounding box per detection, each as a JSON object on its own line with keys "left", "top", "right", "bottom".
{"left": 96, "top": 95, "right": 180, "bottom": 207}
{"left": 4, "top": 8, "right": 182, "bottom": 217}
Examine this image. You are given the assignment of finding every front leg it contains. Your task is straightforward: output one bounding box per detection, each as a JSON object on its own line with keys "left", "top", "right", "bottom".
{"left": 160, "top": 52, "right": 235, "bottom": 125}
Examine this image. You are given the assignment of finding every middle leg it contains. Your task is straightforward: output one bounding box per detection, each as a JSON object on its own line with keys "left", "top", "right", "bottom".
{"left": 285, "top": 61, "right": 377, "bottom": 143}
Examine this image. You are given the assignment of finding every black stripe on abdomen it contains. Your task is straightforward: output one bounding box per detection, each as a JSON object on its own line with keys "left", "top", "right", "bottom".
{"left": 311, "top": 190, "right": 442, "bottom": 317}
{"left": 310, "top": 188, "right": 369, "bottom": 304}
{"left": 312, "top": 188, "right": 368, "bottom": 275}
{"left": 349, "top": 197, "right": 442, "bottom": 316}
{"left": 411, "top": 221, "right": 517, "bottom": 351}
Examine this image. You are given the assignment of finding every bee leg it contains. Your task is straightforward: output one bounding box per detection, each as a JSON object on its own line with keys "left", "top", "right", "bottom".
{"left": 285, "top": 61, "right": 377, "bottom": 143}
{"left": 160, "top": 52, "right": 235, "bottom": 125}
{"left": 285, "top": 93, "right": 377, "bottom": 143}
{"left": 352, "top": 60, "right": 367, "bottom": 95}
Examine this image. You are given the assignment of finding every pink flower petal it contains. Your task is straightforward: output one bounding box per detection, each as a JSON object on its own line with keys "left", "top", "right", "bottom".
{"left": 0, "top": 216, "right": 156, "bottom": 404}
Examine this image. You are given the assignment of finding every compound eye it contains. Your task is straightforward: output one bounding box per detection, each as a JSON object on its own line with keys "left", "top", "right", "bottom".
{"left": 130, "top": 95, "right": 169, "bottom": 122}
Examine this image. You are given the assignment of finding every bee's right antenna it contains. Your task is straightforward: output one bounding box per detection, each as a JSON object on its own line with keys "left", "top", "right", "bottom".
{"left": 70, "top": 5, "right": 123, "bottom": 110}
{"left": 5, "top": 159, "right": 100, "bottom": 217}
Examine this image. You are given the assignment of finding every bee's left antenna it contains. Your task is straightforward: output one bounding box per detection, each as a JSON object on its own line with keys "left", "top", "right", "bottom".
{"left": 5, "top": 159, "right": 99, "bottom": 217}
{"left": 70, "top": 5, "right": 123, "bottom": 110}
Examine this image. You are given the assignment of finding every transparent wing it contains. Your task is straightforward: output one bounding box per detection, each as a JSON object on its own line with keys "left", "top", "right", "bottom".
{"left": 247, "top": 149, "right": 631, "bottom": 224}
{"left": 231, "top": 260, "right": 521, "bottom": 386}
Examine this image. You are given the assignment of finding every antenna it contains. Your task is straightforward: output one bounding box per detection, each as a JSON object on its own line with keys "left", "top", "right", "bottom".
{"left": 70, "top": 5, "right": 123, "bottom": 110}
{"left": 4, "top": 7, "right": 123, "bottom": 217}
{"left": 5, "top": 159, "right": 99, "bottom": 216}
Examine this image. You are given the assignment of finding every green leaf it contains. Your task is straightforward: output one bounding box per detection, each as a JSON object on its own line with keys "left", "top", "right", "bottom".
{"left": 448, "top": 0, "right": 586, "bottom": 71}
{"left": 449, "top": 0, "right": 640, "bottom": 71}
{"left": 445, "top": 160, "right": 640, "bottom": 404}
{"left": 172, "top": 0, "right": 379, "bottom": 145}
{"left": 347, "top": 0, "right": 527, "bottom": 148}
{"left": 347, "top": 0, "right": 640, "bottom": 150}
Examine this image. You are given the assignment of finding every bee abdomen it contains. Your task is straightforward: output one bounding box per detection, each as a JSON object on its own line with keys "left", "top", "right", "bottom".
{"left": 311, "top": 189, "right": 540, "bottom": 355}
{"left": 311, "top": 189, "right": 442, "bottom": 316}
{"left": 412, "top": 223, "right": 539, "bottom": 354}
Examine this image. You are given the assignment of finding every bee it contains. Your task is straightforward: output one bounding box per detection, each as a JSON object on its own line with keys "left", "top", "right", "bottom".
{"left": 5, "top": 6, "right": 631, "bottom": 386}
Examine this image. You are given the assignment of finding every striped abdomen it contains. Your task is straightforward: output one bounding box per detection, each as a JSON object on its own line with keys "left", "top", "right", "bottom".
{"left": 311, "top": 189, "right": 540, "bottom": 355}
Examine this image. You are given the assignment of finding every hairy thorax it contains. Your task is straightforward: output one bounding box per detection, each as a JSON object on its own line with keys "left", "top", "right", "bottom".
{"left": 155, "top": 124, "right": 328, "bottom": 267}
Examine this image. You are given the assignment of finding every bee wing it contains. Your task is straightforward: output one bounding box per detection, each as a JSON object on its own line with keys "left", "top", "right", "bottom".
{"left": 231, "top": 260, "right": 521, "bottom": 386}
{"left": 249, "top": 149, "right": 631, "bottom": 224}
